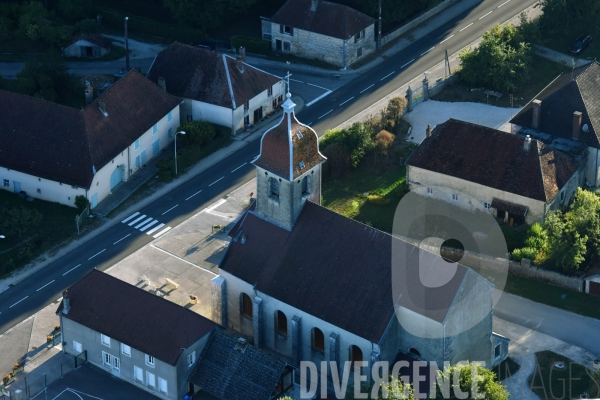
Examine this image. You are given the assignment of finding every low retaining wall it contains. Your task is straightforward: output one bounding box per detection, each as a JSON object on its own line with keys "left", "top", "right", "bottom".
{"left": 381, "top": 0, "right": 459, "bottom": 47}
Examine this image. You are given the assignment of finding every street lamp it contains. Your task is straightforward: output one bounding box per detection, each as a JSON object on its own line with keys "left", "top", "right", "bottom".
{"left": 0, "top": 235, "right": 4, "bottom": 239}
{"left": 175, "top": 131, "right": 185, "bottom": 175}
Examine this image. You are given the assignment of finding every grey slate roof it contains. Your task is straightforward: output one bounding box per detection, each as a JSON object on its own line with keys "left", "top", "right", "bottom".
{"left": 510, "top": 61, "right": 600, "bottom": 148}
{"left": 188, "top": 329, "right": 286, "bottom": 400}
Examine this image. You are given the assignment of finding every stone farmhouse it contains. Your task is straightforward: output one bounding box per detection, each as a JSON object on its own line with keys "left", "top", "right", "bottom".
{"left": 0, "top": 70, "right": 181, "bottom": 209}
{"left": 210, "top": 94, "right": 509, "bottom": 393}
{"left": 265, "top": 0, "right": 375, "bottom": 68}
{"left": 510, "top": 61, "right": 600, "bottom": 189}
{"left": 406, "top": 119, "right": 581, "bottom": 225}
{"left": 146, "top": 42, "right": 285, "bottom": 135}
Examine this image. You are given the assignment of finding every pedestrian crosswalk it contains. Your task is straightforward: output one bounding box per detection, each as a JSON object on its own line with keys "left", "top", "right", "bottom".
{"left": 121, "top": 212, "right": 172, "bottom": 238}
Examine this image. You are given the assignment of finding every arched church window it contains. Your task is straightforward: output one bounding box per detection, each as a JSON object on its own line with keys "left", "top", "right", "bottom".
{"left": 241, "top": 293, "right": 253, "bottom": 318}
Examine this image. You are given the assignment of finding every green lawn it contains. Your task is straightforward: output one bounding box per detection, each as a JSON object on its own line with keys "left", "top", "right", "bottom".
{"left": 530, "top": 351, "right": 596, "bottom": 399}
{"left": 322, "top": 165, "right": 407, "bottom": 233}
{"left": 433, "top": 55, "right": 571, "bottom": 108}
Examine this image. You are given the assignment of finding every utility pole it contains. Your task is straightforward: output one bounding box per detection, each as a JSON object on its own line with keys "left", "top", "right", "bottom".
{"left": 377, "top": 0, "right": 382, "bottom": 50}
{"left": 124, "top": 17, "right": 130, "bottom": 71}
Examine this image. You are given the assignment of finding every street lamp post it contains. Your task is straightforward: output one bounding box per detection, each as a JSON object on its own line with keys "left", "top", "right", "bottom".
{"left": 175, "top": 131, "right": 185, "bottom": 175}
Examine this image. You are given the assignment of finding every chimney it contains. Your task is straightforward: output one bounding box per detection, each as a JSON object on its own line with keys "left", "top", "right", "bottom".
{"left": 311, "top": 0, "right": 319, "bottom": 11}
{"left": 158, "top": 77, "right": 166, "bottom": 91}
{"left": 573, "top": 111, "right": 582, "bottom": 140}
{"left": 99, "top": 101, "right": 108, "bottom": 116}
{"left": 426, "top": 124, "right": 433, "bottom": 138}
{"left": 85, "top": 86, "right": 94, "bottom": 105}
{"left": 524, "top": 135, "right": 531, "bottom": 152}
{"left": 62, "top": 290, "right": 70, "bottom": 314}
{"left": 236, "top": 337, "right": 248, "bottom": 352}
{"left": 532, "top": 99, "right": 541, "bottom": 129}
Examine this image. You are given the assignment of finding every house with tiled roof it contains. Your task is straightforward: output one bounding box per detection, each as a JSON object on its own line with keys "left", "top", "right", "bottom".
{"left": 210, "top": 93, "right": 508, "bottom": 396}
{"left": 265, "top": 0, "right": 375, "bottom": 67}
{"left": 146, "top": 42, "right": 285, "bottom": 134}
{"left": 62, "top": 33, "right": 112, "bottom": 58}
{"left": 510, "top": 61, "right": 600, "bottom": 187}
{"left": 57, "top": 269, "right": 218, "bottom": 400}
{"left": 406, "top": 119, "right": 581, "bottom": 225}
{"left": 0, "top": 70, "right": 181, "bottom": 209}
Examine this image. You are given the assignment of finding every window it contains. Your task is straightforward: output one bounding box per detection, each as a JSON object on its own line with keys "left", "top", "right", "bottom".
{"left": 134, "top": 139, "right": 140, "bottom": 150}
{"left": 146, "top": 354, "right": 155, "bottom": 367}
{"left": 283, "top": 41, "right": 291, "bottom": 51}
{"left": 494, "top": 344, "right": 501, "bottom": 358}
{"left": 187, "top": 351, "right": 195, "bottom": 368}
{"left": 101, "top": 334, "right": 110, "bottom": 347}
{"left": 299, "top": 160, "right": 305, "bottom": 169}
{"left": 427, "top": 187, "right": 433, "bottom": 195}
{"left": 296, "top": 131, "right": 303, "bottom": 139}
{"left": 103, "top": 351, "right": 111, "bottom": 367}
{"left": 167, "top": 111, "right": 173, "bottom": 122}
{"left": 146, "top": 371, "right": 156, "bottom": 389}
{"left": 350, "top": 345, "right": 363, "bottom": 368}
{"left": 134, "top": 366, "right": 144, "bottom": 383}
{"left": 312, "top": 328, "right": 324, "bottom": 352}
{"left": 354, "top": 29, "right": 365, "bottom": 43}
{"left": 357, "top": 47, "right": 363, "bottom": 58}
{"left": 241, "top": 293, "right": 253, "bottom": 318}
{"left": 168, "top": 127, "right": 173, "bottom": 140}
{"left": 3, "top": 179, "right": 8, "bottom": 188}
{"left": 484, "top": 202, "right": 491, "bottom": 210}
{"left": 244, "top": 101, "right": 249, "bottom": 110}
{"left": 452, "top": 194, "right": 459, "bottom": 201}
{"left": 37, "top": 188, "right": 41, "bottom": 194}
{"left": 276, "top": 310, "right": 287, "bottom": 336}
{"left": 268, "top": 86, "right": 273, "bottom": 96}
{"left": 121, "top": 343, "right": 131, "bottom": 357}
{"left": 152, "top": 124, "right": 158, "bottom": 135}
{"left": 73, "top": 341, "right": 82, "bottom": 353}
{"left": 158, "top": 377, "right": 168, "bottom": 395}
{"left": 560, "top": 191, "right": 564, "bottom": 201}
{"left": 269, "top": 177, "right": 280, "bottom": 199}
{"left": 302, "top": 176, "right": 311, "bottom": 197}
{"left": 280, "top": 24, "right": 293, "bottom": 36}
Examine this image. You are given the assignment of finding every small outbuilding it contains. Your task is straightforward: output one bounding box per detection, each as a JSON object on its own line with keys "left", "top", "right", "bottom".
{"left": 62, "top": 33, "right": 112, "bottom": 58}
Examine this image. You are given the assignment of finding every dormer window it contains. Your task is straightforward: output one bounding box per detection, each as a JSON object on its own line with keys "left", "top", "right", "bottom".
{"left": 296, "top": 131, "right": 303, "bottom": 139}
{"left": 299, "top": 161, "right": 305, "bottom": 169}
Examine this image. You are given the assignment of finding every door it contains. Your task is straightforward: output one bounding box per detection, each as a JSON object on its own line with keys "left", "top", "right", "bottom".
{"left": 275, "top": 39, "right": 282, "bottom": 51}
{"left": 590, "top": 281, "right": 600, "bottom": 296}
{"left": 13, "top": 181, "right": 21, "bottom": 193}
{"left": 152, "top": 139, "right": 160, "bottom": 158}
{"left": 110, "top": 167, "right": 121, "bottom": 189}
{"left": 91, "top": 193, "right": 98, "bottom": 208}
{"left": 112, "top": 356, "right": 120, "bottom": 377}
{"left": 141, "top": 150, "right": 147, "bottom": 166}
{"left": 253, "top": 107, "right": 262, "bottom": 123}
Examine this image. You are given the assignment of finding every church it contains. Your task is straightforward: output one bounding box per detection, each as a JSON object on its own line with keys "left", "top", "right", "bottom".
{"left": 210, "top": 91, "right": 508, "bottom": 392}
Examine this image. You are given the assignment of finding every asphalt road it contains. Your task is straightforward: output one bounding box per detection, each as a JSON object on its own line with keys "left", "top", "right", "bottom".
{"left": 5, "top": 0, "right": 584, "bottom": 358}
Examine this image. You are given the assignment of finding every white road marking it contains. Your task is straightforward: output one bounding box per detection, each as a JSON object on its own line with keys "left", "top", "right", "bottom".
{"left": 380, "top": 71, "right": 395, "bottom": 81}
{"left": 306, "top": 82, "right": 330, "bottom": 90}
{"left": 113, "top": 234, "right": 131, "bottom": 244}
{"left": 360, "top": 84, "right": 375, "bottom": 93}
{"left": 460, "top": 23, "right": 473, "bottom": 32}
{"left": 207, "top": 198, "right": 228, "bottom": 212}
{"left": 231, "top": 163, "right": 247, "bottom": 173}
{"left": 185, "top": 189, "right": 202, "bottom": 201}
{"left": 440, "top": 35, "right": 454, "bottom": 44}
{"left": 401, "top": 59, "right": 415, "bottom": 68}
{"left": 209, "top": 177, "right": 224, "bottom": 187}
{"left": 498, "top": 0, "right": 510, "bottom": 7}
{"left": 420, "top": 47, "right": 435, "bottom": 56}
{"left": 307, "top": 122, "right": 313, "bottom": 126}
{"left": 153, "top": 226, "right": 172, "bottom": 238}
{"left": 290, "top": 78, "right": 304, "bottom": 83}
{"left": 306, "top": 90, "right": 333, "bottom": 106}
{"left": 9, "top": 296, "right": 28, "bottom": 308}
{"left": 127, "top": 214, "right": 146, "bottom": 226}
{"left": 479, "top": 11, "right": 492, "bottom": 19}
{"left": 339, "top": 96, "right": 354, "bottom": 106}
{"left": 161, "top": 205, "right": 178, "bottom": 215}
{"left": 146, "top": 223, "right": 165, "bottom": 235}
{"left": 318, "top": 109, "right": 333, "bottom": 119}
{"left": 134, "top": 217, "right": 153, "bottom": 228}
{"left": 139, "top": 220, "right": 158, "bottom": 232}
{"left": 36, "top": 280, "right": 55, "bottom": 292}
{"left": 88, "top": 249, "right": 106, "bottom": 260}
{"left": 121, "top": 212, "right": 140, "bottom": 223}
{"left": 63, "top": 264, "right": 81, "bottom": 276}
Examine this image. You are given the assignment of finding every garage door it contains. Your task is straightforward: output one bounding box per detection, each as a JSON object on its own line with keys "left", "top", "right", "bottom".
{"left": 590, "top": 281, "right": 600, "bottom": 296}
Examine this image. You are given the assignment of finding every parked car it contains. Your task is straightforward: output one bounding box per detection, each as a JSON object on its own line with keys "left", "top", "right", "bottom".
{"left": 569, "top": 34, "right": 593, "bottom": 55}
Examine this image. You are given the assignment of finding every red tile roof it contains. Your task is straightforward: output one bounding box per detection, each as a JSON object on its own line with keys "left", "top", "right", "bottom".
{"left": 407, "top": 119, "right": 580, "bottom": 202}
{"left": 146, "top": 42, "right": 281, "bottom": 109}
{"left": 57, "top": 269, "right": 217, "bottom": 366}
{"left": 64, "top": 33, "right": 112, "bottom": 49}
{"left": 271, "top": 0, "right": 374, "bottom": 40}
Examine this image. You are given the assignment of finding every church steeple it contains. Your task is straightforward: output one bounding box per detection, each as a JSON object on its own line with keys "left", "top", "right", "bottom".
{"left": 253, "top": 91, "right": 326, "bottom": 230}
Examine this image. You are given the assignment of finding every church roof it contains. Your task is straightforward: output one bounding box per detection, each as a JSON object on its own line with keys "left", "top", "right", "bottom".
{"left": 510, "top": 61, "right": 600, "bottom": 148}
{"left": 221, "top": 201, "right": 471, "bottom": 343}
{"left": 254, "top": 93, "right": 326, "bottom": 180}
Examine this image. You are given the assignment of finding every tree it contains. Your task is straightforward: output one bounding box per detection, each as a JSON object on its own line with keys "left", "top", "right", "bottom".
{"left": 3, "top": 206, "right": 42, "bottom": 238}
{"left": 17, "top": 53, "right": 80, "bottom": 104}
{"left": 57, "top": 0, "right": 94, "bottom": 22}
{"left": 73, "top": 18, "right": 99, "bottom": 34}
{"left": 434, "top": 363, "right": 509, "bottom": 400}
{"left": 320, "top": 122, "right": 375, "bottom": 168}
{"left": 383, "top": 97, "right": 407, "bottom": 132}
{"left": 374, "top": 130, "right": 395, "bottom": 168}
{"left": 459, "top": 24, "right": 532, "bottom": 93}
{"left": 178, "top": 120, "right": 217, "bottom": 146}
{"left": 322, "top": 142, "right": 351, "bottom": 179}
{"left": 162, "top": 0, "right": 256, "bottom": 32}
{"left": 544, "top": 210, "right": 588, "bottom": 271}
{"left": 74, "top": 195, "right": 90, "bottom": 212}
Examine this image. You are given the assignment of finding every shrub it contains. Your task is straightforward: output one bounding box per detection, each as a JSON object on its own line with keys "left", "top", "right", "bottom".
{"left": 155, "top": 158, "right": 174, "bottom": 171}
{"left": 178, "top": 120, "right": 217, "bottom": 146}
{"left": 74, "top": 195, "right": 89, "bottom": 211}
{"left": 157, "top": 169, "right": 173, "bottom": 183}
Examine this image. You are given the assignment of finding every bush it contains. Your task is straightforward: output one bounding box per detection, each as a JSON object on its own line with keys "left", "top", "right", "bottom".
{"left": 178, "top": 120, "right": 217, "bottom": 146}
{"left": 157, "top": 169, "right": 173, "bottom": 183}
{"left": 322, "top": 142, "right": 351, "bottom": 179}
{"left": 155, "top": 157, "right": 174, "bottom": 171}
{"left": 74, "top": 195, "right": 89, "bottom": 211}
{"left": 231, "top": 35, "right": 270, "bottom": 55}
{"left": 320, "top": 122, "right": 374, "bottom": 168}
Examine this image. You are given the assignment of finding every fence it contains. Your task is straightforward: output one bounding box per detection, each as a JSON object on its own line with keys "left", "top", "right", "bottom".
{"left": 75, "top": 206, "right": 89, "bottom": 235}
{"left": 26, "top": 351, "right": 87, "bottom": 399}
